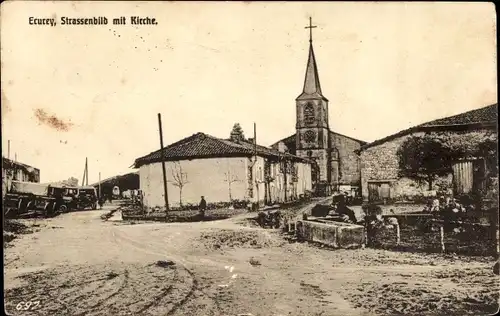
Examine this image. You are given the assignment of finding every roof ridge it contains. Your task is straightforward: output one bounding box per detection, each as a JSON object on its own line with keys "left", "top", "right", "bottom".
{"left": 329, "top": 130, "right": 367, "bottom": 144}
{"left": 134, "top": 131, "right": 312, "bottom": 168}
{"left": 140, "top": 132, "right": 206, "bottom": 158}
{"left": 360, "top": 103, "right": 498, "bottom": 151}
{"left": 417, "top": 103, "right": 498, "bottom": 127}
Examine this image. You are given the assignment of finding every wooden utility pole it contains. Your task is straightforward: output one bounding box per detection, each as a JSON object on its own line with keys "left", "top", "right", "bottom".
{"left": 253, "top": 122, "right": 259, "bottom": 209}
{"left": 98, "top": 172, "right": 101, "bottom": 199}
{"left": 85, "top": 158, "right": 89, "bottom": 186}
{"left": 7, "top": 140, "right": 10, "bottom": 159}
{"left": 81, "top": 157, "right": 89, "bottom": 186}
{"left": 283, "top": 158, "right": 287, "bottom": 202}
{"left": 81, "top": 158, "right": 87, "bottom": 186}
{"left": 158, "top": 114, "right": 170, "bottom": 215}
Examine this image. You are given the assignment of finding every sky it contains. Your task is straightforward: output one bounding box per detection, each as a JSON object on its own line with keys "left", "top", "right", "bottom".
{"left": 1, "top": 1, "right": 497, "bottom": 184}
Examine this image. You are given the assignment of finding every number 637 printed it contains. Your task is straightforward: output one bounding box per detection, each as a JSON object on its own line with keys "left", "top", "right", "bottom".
{"left": 15, "top": 300, "right": 41, "bottom": 311}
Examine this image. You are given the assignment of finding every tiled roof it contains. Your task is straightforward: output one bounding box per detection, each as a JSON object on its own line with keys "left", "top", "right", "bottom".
{"left": 330, "top": 131, "right": 368, "bottom": 145}
{"left": 359, "top": 103, "right": 498, "bottom": 151}
{"left": 417, "top": 103, "right": 497, "bottom": 127}
{"left": 134, "top": 133, "right": 310, "bottom": 168}
{"left": 2, "top": 157, "right": 39, "bottom": 173}
{"left": 89, "top": 171, "right": 139, "bottom": 187}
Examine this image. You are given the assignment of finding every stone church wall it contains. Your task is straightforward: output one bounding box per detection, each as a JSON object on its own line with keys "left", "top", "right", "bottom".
{"left": 330, "top": 133, "right": 363, "bottom": 186}
{"left": 297, "top": 149, "right": 328, "bottom": 182}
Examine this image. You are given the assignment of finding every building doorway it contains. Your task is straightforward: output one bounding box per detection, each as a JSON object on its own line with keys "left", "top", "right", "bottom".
{"left": 367, "top": 181, "right": 391, "bottom": 203}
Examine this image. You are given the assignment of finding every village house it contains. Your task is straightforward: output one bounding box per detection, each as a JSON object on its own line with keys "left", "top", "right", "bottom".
{"left": 2, "top": 157, "right": 41, "bottom": 197}
{"left": 358, "top": 103, "right": 498, "bottom": 203}
{"left": 271, "top": 22, "right": 366, "bottom": 196}
{"left": 133, "top": 132, "right": 313, "bottom": 209}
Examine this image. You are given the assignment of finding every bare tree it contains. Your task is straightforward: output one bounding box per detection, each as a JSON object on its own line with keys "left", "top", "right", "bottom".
{"left": 224, "top": 167, "right": 241, "bottom": 201}
{"left": 169, "top": 162, "right": 189, "bottom": 206}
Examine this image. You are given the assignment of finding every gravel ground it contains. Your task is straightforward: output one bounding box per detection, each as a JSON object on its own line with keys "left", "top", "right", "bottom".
{"left": 3, "top": 201, "right": 499, "bottom": 316}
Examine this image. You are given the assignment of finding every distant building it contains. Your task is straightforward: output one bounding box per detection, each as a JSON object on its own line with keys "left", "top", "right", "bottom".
{"left": 133, "top": 132, "right": 313, "bottom": 209}
{"left": 2, "top": 157, "right": 40, "bottom": 196}
{"left": 358, "top": 104, "right": 498, "bottom": 202}
{"left": 270, "top": 30, "right": 366, "bottom": 196}
{"left": 90, "top": 171, "right": 139, "bottom": 198}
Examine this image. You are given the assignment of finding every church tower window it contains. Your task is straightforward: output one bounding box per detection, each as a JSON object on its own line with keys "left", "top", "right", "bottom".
{"left": 303, "top": 103, "right": 315, "bottom": 125}
{"left": 331, "top": 147, "right": 339, "bottom": 160}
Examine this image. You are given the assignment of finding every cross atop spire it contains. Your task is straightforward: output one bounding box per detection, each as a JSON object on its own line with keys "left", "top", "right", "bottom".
{"left": 305, "top": 17, "right": 317, "bottom": 43}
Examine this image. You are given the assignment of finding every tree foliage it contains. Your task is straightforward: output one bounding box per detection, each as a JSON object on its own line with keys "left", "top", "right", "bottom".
{"left": 230, "top": 123, "right": 245, "bottom": 141}
{"left": 397, "top": 135, "right": 453, "bottom": 189}
{"left": 397, "top": 132, "right": 499, "bottom": 190}
{"left": 61, "top": 177, "right": 79, "bottom": 186}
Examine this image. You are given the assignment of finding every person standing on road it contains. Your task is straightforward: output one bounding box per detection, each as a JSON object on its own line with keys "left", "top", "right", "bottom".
{"left": 199, "top": 196, "right": 207, "bottom": 219}
{"left": 98, "top": 194, "right": 105, "bottom": 209}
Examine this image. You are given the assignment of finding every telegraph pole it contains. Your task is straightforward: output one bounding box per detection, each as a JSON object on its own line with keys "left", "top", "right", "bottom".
{"left": 81, "top": 158, "right": 87, "bottom": 186}
{"left": 158, "top": 114, "right": 170, "bottom": 216}
{"left": 85, "top": 158, "right": 89, "bottom": 186}
{"left": 98, "top": 172, "right": 101, "bottom": 199}
{"left": 253, "top": 123, "right": 259, "bottom": 209}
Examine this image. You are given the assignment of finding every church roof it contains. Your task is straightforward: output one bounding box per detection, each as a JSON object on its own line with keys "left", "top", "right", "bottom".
{"left": 133, "top": 132, "right": 310, "bottom": 168}
{"left": 271, "top": 130, "right": 367, "bottom": 154}
{"left": 296, "top": 42, "right": 328, "bottom": 101}
{"left": 359, "top": 103, "right": 498, "bottom": 152}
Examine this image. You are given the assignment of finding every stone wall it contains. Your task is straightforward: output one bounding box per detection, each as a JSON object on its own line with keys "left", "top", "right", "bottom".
{"left": 297, "top": 149, "right": 328, "bottom": 182}
{"left": 331, "top": 132, "right": 363, "bottom": 186}
{"left": 360, "top": 128, "right": 497, "bottom": 201}
{"left": 296, "top": 220, "right": 365, "bottom": 249}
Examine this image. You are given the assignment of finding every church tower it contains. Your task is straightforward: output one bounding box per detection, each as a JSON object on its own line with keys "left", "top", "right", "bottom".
{"left": 295, "top": 18, "right": 332, "bottom": 192}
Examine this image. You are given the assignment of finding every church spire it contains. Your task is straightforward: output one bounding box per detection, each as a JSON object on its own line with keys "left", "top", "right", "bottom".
{"left": 303, "top": 41, "right": 322, "bottom": 95}
{"left": 297, "top": 17, "right": 326, "bottom": 101}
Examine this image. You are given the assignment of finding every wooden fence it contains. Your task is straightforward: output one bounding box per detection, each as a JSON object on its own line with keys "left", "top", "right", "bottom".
{"left": 369, "top": 218, "right": 497, "bottom": 256}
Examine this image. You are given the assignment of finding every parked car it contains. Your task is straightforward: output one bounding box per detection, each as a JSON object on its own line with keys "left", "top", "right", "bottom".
{"left": 47, "top": 184, "right": 78, "bottom": 213}
{"left": 76, "top": 186, "right": 98, "bottom": 210}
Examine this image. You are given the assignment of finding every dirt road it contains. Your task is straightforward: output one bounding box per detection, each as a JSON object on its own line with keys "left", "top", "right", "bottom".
{"left": 4, "top": 202, "right": 499, "bottom": 316}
